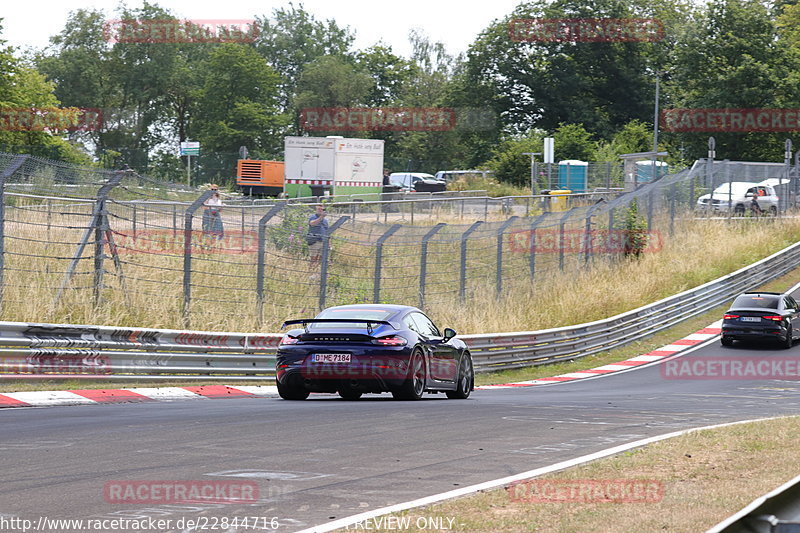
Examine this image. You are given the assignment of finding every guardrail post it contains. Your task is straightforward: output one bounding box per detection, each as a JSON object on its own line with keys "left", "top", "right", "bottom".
{"left": 0, "top": 155, "right": 28, "bottom": 307}
{"left": 496, "top": 216, "right": 518, "bottom": 296}
{"left": 460, "top": 221, "right": 484, "bottom": 302}
{"left": 255, "top": 203, "right": 285, "bottom": 326}
{"left": 373, "top": 224, "right": 402, "bottom": 303}
{"left": 319, "top": 215, "right": 350, "bottom": 310}
{"left": 183, "top": 190, "right": 215, "bottom": 327}
{"left": 419, "top": 223, "right": 446, "bottom": 308}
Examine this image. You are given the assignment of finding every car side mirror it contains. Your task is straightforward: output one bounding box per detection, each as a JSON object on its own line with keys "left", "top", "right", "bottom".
{"left": 443, "top": 328, "right": 457, "bottom": 342}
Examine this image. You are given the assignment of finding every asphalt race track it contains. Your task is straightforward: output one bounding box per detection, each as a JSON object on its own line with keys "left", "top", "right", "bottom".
{"left": 4, "top": 333, "right": 800, "bottom": 532}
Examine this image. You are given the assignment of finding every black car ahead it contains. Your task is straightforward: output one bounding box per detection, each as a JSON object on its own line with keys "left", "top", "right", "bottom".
{"left": 276, "top": 304, "right": 474, "bottom": 401}
{"left": 721, "top": 291, "right": 800, "bottom": 348}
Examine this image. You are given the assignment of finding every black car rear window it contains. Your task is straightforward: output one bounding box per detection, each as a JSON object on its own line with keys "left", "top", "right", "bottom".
{"left": 731, "top": 295, "right": 780, "bottom": 309}
{"left": 311, "top": 308, "right": 395, "bottom": 329}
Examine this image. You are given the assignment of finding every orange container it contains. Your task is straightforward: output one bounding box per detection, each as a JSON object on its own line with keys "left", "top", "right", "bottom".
{"left": 236, "top": 160, "right": 284, "bottom": 195}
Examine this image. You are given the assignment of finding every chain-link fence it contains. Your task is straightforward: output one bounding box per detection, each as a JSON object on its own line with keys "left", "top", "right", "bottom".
{"left": 0, "top": 152, "right": 791, "bottom": 331}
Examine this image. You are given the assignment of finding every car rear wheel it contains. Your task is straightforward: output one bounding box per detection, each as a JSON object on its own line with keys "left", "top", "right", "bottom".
{"left": 392, "top": 349, "right": 425, "bottom": 401}
{"left": 338, "top": 388, "right": 362, "bottom": 400}
{"left": 770, "top": 206, "right": 778, "bottom": 216}
{"left": 783, "top": 325, "right": 793, "bottom": 349}
{"left": 277, "top": 379, "right": 310, "bottom": 400}
{"left": 446, "top": 354, "right": 473, "bottom": 399}
{"left": 734, "top": 204, "right": 745, "bottom": 215}
{"left": 721, "top": 336, "right": 734, "bottom": 347}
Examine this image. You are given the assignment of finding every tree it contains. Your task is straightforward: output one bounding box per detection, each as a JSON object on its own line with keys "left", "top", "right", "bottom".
{"left": 254, "top": 4, "right": 355, "bottom": 114}
{"left": 295, "top": 55, "right": 373, "bottom": 109}
{"left": 356, "top": 44, "right": 416, "bottom": 106}
{"left": 459, "top": 0, "right": 681, "bottom": 140}
{"left": 193, "top": 44, "right": 287, "bottom": 156}
{"left": 485, "top": 130, "right": 547, "bottom": 186}
{"left": 666, "top": 0, "right": 790, "bottom": 161}
{"left": 553, "top": 123, "right": 597, "bottom": 161}
{"left": 0, "top": 20, "right": 90, "bottom": 162}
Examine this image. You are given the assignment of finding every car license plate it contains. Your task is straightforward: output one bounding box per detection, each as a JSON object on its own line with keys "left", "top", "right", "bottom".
{"left": 312, "top": 353, "right": 351, "bottom": 363}
{"left": 740, "top": 317, "right": 760, "bottom": 322}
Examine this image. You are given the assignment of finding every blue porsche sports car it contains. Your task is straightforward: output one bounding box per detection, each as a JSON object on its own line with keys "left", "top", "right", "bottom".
{"left": 276, "top": 304, "right": 474, "bottom": 400}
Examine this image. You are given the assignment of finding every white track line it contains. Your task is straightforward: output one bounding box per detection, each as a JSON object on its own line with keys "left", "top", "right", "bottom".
{"left": 296, "top": 417, "right": 791, "bottom": 533}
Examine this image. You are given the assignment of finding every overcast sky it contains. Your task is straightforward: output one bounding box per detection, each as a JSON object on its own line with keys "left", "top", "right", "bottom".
{"left": 2, "top": 0, "right": 523, "bottom": 58}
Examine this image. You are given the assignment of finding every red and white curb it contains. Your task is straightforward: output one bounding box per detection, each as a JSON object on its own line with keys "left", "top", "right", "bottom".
{"left": 0, "top": 321, "right": 724, "bottom": 408}
{"left": 0, "top": 385, "right": 278, "bottom": 409}
{"left": 476, "top": 321, "right": 723, "bottom": 390}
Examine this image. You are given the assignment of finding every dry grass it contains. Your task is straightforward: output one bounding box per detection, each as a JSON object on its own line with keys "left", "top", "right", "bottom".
{"left": 332, "top": 416, "right": 800, "bottom": 532}
{"left": 1, "top": 200, "right": 799, "bottom": 336}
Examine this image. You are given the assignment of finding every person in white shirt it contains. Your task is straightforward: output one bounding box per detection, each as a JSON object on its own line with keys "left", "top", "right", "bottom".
{"left": 202, "top": 184, "right": 224, "bottom": 239}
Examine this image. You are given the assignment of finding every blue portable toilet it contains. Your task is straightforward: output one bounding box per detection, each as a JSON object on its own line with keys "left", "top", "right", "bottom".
{"left": 558, "top": 160, "right": 588, "bottom": 193}
{"left": 635, "top": 161, "right": 668, "bottom": 183}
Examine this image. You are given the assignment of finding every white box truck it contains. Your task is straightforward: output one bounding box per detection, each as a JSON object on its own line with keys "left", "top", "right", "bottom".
{"left": 284, "top": 136, "right": 385, "bottom": 198}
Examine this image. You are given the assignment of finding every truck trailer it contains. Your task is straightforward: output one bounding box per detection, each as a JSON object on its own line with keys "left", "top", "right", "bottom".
{"left": 284, "top": 136, "right": 384, "bottom": 198}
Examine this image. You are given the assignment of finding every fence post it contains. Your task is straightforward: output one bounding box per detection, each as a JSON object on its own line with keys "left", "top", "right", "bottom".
{"left": 460, "top": 221, "right": 484, "bottom": 302}
{"left": 419, "top": 223, "right": 446, "bottom": 309}
{"left": 54, "top": 169, "right": 123, "bottom": 309}
{"left": 255, "top": 203, "right": 285, "bottom": 326}
{"left": 132, "top": 204, "right": 138, "bottom": 237}
{"left": 795, "top": 151, "right": 800, "bottom": 210}
{"left": 172, "top": 203, "right": 177, "bottom": 237}
{"left": 528, "top": 213, "right": 548, "bottom": 281}
{"left": 183, "top": 190, "right": 215, "bottom": 326}
{"left": 496, "top": 216, "right": 519, "bottom": 296}
{"left": 669, "top": 184, "right": 676, "bottom": 236}
{"left": 373, "top": 224, "right": 402, "bottom": 304}
{"left": 607, "top": 208, "right": 615, "bottom": 255}
{"left": 583, "top": 203, "right": 602, "bottom": 266}
{"left": 0, "top": 155, "right": 28, "bottom": 307}
{"left": 319, "top": 215, "right": 350, "bottom": 310}
{"left": 558, "top": 208, "right": 577, "bottom": 271}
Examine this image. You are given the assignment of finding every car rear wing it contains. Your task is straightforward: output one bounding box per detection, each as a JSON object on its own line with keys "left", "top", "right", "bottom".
{"left": 282, "top": 318, "right": 396, "bottom": 335}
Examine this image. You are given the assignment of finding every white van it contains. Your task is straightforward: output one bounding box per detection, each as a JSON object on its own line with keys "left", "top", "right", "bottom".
{"left": 696, "top": 181, "right": 778, "bottom": 214}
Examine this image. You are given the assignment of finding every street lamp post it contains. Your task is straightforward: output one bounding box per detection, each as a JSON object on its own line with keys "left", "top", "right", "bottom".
{"left": 523, "top": 152, "right": 542, "bottom": 195}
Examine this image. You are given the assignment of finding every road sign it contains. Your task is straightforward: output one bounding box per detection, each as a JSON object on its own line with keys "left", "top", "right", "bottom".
{"left": 180, "top": 141, "right": 200, "bottom": 156}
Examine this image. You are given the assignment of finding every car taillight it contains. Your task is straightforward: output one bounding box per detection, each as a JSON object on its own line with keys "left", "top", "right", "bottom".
{"left": 763, "top": 315, "right": 783, "bottom": 321}
{"left": 723, "top": 314, "right": 740, "bottom": 319}
{"left": 372, "top": 335, "right": 407, "bottom": 346}
{"left": 280, "top": 334, "right": 299, "bottom": 345}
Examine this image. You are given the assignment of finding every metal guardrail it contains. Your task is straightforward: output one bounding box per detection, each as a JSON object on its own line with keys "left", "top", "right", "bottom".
{"left": 0, "top": 323, "right": 280, "bottom": 380}
{"left": 708, "top": 472, "right": 800, "bottom": 532}
{"left": 463, "top": 239, "right": 800, "bottom": 372}
{"left": 1, "top": 239, "right": 799, "bottom": 380}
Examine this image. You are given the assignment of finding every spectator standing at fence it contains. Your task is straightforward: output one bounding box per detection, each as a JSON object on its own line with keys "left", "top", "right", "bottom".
{"left": 202, "top": 184, "right": 224, "bottom": 240}
{"left": 383, "top": 168, "right": 391, "bottom": 186}
{"left": 307, "top": 204, "right": 328, "bottom": 278}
